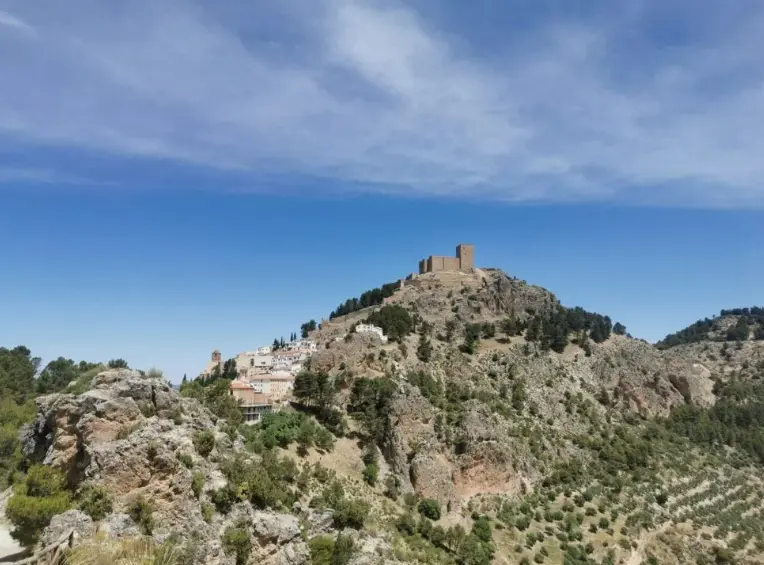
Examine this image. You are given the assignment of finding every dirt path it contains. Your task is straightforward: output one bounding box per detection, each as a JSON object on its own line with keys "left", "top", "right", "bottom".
{"left": 0, "top": 489, "right": 23, "bottom": 560}
{"left": 0, "top": 523, "right": 22, "bottom": 560}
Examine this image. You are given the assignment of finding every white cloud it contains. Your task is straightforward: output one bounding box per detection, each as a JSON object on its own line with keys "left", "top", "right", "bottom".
{"left": 0, "top": 9, "right": 34, "bottom": 34}
{"left": 1, "top": 0, "right": 763, "bottom": 207}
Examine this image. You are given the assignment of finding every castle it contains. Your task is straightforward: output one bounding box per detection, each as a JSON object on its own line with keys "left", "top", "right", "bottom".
{"left": 418, "top": 243, "right": 474, "bottom": 274}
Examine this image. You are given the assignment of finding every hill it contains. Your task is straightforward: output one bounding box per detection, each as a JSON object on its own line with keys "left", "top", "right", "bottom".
{"left": 657, "top": 308, "right": 764, "bottom": 349}
{"left": 2, "top": 268, "right": 764, "bottom": 565}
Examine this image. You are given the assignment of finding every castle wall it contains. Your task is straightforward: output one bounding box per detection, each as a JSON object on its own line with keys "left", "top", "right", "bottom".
{"left": 418, "top": 244, "right": 475, "bottom": 274}
{"left": 443, "top": 257, "right": 459, "bottom": 271}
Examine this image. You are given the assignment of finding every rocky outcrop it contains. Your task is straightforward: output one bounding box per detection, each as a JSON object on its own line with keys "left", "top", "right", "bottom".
{"left": 19, "top": 369, "right": 333, "bottom": 565}
{"left": 40, "top": 510, "right": 93, "bottom": 547}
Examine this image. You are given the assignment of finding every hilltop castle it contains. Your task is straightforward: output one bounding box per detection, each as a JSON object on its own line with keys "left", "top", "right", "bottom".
{"left": 418, "top": 243, "right": 474, "bottom": 274}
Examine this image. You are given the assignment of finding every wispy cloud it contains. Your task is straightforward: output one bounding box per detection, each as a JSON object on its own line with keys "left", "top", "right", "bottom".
{"left": 1, "top": 0, "right": 763, "bottom": 206}
{"left": 0, "top": 9, "right": 34, "bottom": 34}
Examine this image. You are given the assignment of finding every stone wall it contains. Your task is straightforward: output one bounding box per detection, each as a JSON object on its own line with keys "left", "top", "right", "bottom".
{"left": 418, "top": 243, "right": 474, "bottom": 274}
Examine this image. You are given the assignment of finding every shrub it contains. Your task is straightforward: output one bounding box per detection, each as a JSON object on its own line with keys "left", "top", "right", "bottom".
{"left": 384, "top": 475, "right": 400, "bottom": 500}
{"left": 418, "top": 498, "right": 441, "bottom": 521}
{"left": 472, "top": 516, "right": 492, "bottom": 544}
{"left": 193, "top": 430, "right": 215, "bottom": 457}
{"left": 396, "top": 512, "right": 417, "bottom": 536}
{"left": 333, "top": 498, "right": 369, "bottom": 529}
{"left": 515, "top": 515, "right": 531, "bottom": 531}
{"left": 222, "top": 525, "right": 251, "bottom": 565}
{"left": 191, "top": 472, "right": 204, "bottom": 499}
{"left": 309, "top": 536, "right": 335, "bottom": 565}
{"left": 77, "top": 484, "right": 113, "bottom": 521}
{"left": 362, "top": 463, "right": 378, "bottom": 486}
{"left": 201, "top": 503, "right": 214, "bottom": 523}
{"left": 127, "top": 495, "right": 155, "bottom": 535}
{"left": 332, "top": 534, "right": 355, "bottom": 565}
{"left": 177, "top": 453, "right": 194, "bottom": 469}
{"left": 5, "top": 465, "right": 72, "bottom": 546}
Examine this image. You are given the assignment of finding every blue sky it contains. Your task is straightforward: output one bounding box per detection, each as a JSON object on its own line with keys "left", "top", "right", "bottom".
{"left": 1, "top": 0, "right": 762, "bottom": 381}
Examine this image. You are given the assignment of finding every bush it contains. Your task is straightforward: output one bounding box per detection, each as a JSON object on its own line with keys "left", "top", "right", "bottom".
{"left": 362, "top": 463, "right": 378, "bottom": 486}
{"left": 332, "top": 534, "right": 355, "bottom": 565}
{"left": 127, "top": 495, "right": 155, "bottom": 535}
{"left": 191, "top": 472, "right": 204, "bottom": 499}
{"left": 418, "top": 498, "right": 441, "bottom": 521}
{"left": 5, "top": 465, "right": 72, "bottom": 546}
{"left": 365, "top": 305, "right": 413, "bottom": 342}
{"left": 309, "top": 536, "right": 336, "bottom": 565}
{"left": 222, "top": 525, "right": 251, "bottom": 565}
{"left": 193, "top": 430, "right": 216, "bottom": 457}
{"left": 333, "top": 498, "right": 369, "bottom": 530}
{"left": 177, "top": 452, "right": 194, "bottom": 469}
{"left": 515, "top": 515, "right": 531, "bottom": 531}
{"left": 396, "top": 513, "right": 417, "bottom": 536}
{"left": 384, "top": 475, "right": 400, "bottom": 500}
{"left": 77, "top": 484, "right": 113, "bottom": 521}
{"left": 201, "top": 502, "right": 214, "bottom": 523}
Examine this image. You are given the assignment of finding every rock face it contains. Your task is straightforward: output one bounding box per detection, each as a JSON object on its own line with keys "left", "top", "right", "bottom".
{"left": 308, "top": 269, "right": 728, "bottom": 508}
{"left": 20, "top": 370, "right": 338, "bottom": 565}
{"left": 40, "top": 510, "right": 93, "bottom": 547}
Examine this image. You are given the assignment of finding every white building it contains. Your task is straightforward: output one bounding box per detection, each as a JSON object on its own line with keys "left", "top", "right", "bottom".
{"left": 356, "top": 323, "right": 388, "bottom": 343}
{"left": 281, "top": 339, "right": 317, "bottom": 352}
{"left": 248, "top": 371, "right": 295, "bottom": 400}
{"left": 256, "top": 345, "right": 272, "bottom": 355}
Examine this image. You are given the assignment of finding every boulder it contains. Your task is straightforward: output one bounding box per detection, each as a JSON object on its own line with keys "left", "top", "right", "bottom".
{"left": 40, "top": 510, "right": 93, "bottom": 547}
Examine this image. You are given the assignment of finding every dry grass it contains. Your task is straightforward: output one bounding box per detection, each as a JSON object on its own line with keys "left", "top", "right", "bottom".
{"left": 66, "top": 536, "right": 177, "bottom": 565}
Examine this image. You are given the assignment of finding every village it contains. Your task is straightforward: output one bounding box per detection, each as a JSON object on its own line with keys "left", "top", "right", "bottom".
{"left": 197, "top": 244, "right": 474, "bottom": 424}
{"left": 198, "top": 324, "right": 388, "bottom": 424}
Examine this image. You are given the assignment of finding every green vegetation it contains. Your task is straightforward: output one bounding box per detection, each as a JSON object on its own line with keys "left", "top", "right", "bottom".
{"left": 365, "top": 304, "right": 413, "bottom": 342}
{"left": 524, "top": 306, "right": 613, "bottom": 353}
{"left": 418, "top": 498, "right": 441, "bottom": 521}
{"left": 665, "top": 378, "right": 764, "bottom": 463}
{"left": 127, "top": 495, "right": 155, "bottom": 535}
{"left": 1, "top": 346, "right": 40, "bottom": 404}
{"left": 77, "top": 483, "right": 113, "bottom": 521}
{"left": 192, "top": 430, "right": 216, "bottom": 457}
{"left": 222, "top": 524, "right": 251, "bottom": 565}
{"left": 0, "top": 395, "right": 35, "bottom": 489}
{"left": 417, "top": 333, "right": 433, "bottom": 362}
{"left": 301, "top": 319, "right": 318, "bottom": 338}
{"left": 37, "top": 357, "right": 102, "bottom": 394}
{"left": 213, "top": 452, "right": 299, "bottom": 513}
{"left": 657, "top": 307, "right": 764, "bottom": 349}
{"left": 239, "top": 409, "right": 335, "bottom": 452}
{"left": 309, "top": 534, "right": 355, "bottom": 565}
{"left": 180, "top": 377, "right": 243, "bottom": 425}
{"left": 329, "top": 281, "right": 400, "bottom": 319}
{"left": 348, "top": 377, "right": 396, "bottom": 444}
{"left": 191, "top": 472, "right": 204, "bottom": 499}
{"left": 5, "top": 465, "right": 72, "bottom": 546}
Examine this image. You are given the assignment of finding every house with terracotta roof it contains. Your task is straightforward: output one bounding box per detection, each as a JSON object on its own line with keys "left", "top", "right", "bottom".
{"left": 229, "top": 380, "right": 274, "bottom": 424}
